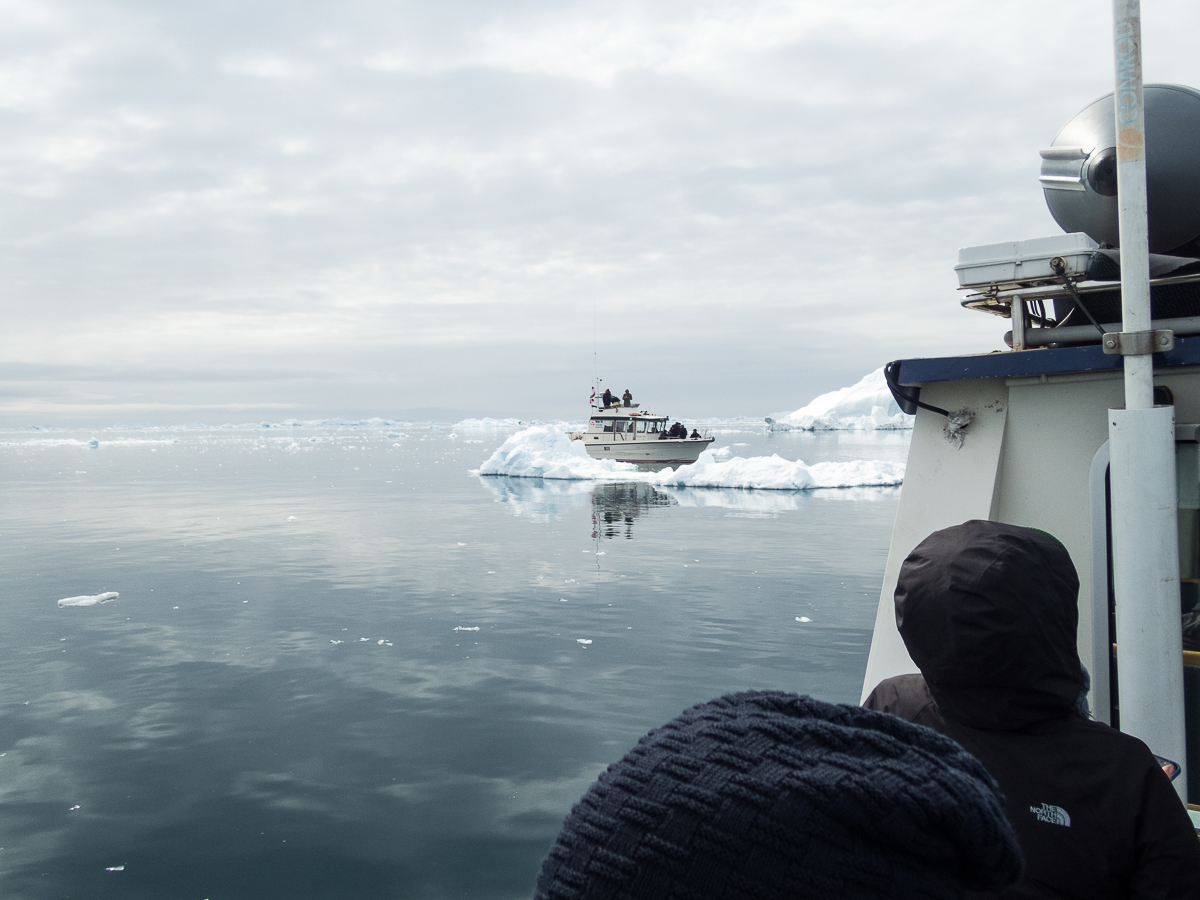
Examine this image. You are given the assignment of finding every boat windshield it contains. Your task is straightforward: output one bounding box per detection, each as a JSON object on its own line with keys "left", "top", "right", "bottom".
{"left": 637, "top": 420, "right": 663, "bottom": 433}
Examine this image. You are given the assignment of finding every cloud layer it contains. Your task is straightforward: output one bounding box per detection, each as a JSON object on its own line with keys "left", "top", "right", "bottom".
{"left": 3, "top": 0, "right": 1199, "bottom": 422}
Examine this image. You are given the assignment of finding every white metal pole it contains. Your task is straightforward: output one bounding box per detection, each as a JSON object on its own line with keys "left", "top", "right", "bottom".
{"left": 1114, "top": 0, "right": 1153, "bottom": 412}
{"left": 1107, "top": 0, "right": 1188, "bottom": 800}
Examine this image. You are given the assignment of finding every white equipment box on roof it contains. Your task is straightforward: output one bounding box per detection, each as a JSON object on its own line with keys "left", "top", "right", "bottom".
{"left": 955, "top": 232, "right": 1100, "bottom": 290}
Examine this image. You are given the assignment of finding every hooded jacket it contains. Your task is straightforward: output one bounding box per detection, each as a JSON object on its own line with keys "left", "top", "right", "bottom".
{"left": 864, "top": 520, "right": 1200, "bottom": 900}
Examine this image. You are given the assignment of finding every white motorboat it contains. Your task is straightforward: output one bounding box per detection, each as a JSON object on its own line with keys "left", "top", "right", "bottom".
{"left": 572, "top": 401, "right": 713, "bottom": 465}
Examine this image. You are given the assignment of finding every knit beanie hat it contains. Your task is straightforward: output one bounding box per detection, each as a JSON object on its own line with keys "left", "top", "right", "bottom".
{"left": 534, "top": 691, "right": 1022, "bottom": 900}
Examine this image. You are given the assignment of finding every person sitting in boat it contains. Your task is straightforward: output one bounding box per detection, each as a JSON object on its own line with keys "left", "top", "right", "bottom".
{"left": 690, "top": 428, "right": 701, "bottom": 439}
{"left": 602, "top": 388, "right": 614, "bottom": 408}
{"left": 622, "top": 389, "right": 632, "bottom": 407}
{"left": 533, "top": 691, "right": 1022, "bottom": 900}
{"left": 864, "top": 520, "right": 1200, "bottom": 900}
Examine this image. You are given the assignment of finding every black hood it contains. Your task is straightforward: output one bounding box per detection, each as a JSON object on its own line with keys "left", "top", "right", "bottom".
{"left": 895, "top": 520, "right": 1083, "bottom": 730}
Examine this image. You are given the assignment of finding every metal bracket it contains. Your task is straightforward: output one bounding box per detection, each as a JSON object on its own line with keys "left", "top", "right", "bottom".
{"left": 1101, "top": 329, "right": 1175, "bottom": 355}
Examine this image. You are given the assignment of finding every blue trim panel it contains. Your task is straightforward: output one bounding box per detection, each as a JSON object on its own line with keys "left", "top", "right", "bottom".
{"left": 895, "top": 334, "right": 1200, "bottom": 385}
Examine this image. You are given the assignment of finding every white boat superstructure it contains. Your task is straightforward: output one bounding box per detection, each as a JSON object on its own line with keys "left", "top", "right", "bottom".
{"left": 572, "top": 403, "right": 713, "bottom": 465}
{"left": 862, "top": 50, "right": 1200, "bottom": 824}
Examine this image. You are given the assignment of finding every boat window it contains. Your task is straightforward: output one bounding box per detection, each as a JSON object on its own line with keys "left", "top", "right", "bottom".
{"left": 636, "top": 421, "right": 647, "bottom": 433}
{"left": 647, "top": 421, "right": 661, "bottom": 433}
{"left": 602, "top": 421, "right": 614, "bottom": 433}
{"left": 623, "top": 421, "right": 636, "bottom": 433}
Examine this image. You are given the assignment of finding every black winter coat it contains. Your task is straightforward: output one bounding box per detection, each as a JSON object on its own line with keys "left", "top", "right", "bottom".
{"left": 864, "top": 520, "right": 1200, "bottom": 900}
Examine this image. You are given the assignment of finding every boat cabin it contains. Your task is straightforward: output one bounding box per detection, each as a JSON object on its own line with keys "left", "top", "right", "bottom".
{"left": 587, "top": 411, "right": 668, "bottom": 438}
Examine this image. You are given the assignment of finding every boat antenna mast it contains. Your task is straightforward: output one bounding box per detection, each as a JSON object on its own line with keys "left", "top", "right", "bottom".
{"left": 1106, "top": 0, "right": 1188, "bottom": 799}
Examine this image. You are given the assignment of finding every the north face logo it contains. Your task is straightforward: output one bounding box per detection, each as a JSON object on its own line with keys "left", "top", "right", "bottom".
{"left": 1030, "top": 803, "right": 1071, "bottom": 826}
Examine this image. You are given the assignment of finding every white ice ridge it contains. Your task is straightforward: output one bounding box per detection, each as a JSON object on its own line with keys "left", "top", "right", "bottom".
{"left": 767, "top": 368, "right": 913, "bottom": 432}
{"left": 58, "top": 592, "right": 119, "bottom": 607}
{"left": 478, "top": 426, "right": 637, "bottom": 480}
{"left": 476, "top": 427, "right": 904, "bottom": 491}
{"left": 452, "top": 417, "right": 529, "bottom": 429}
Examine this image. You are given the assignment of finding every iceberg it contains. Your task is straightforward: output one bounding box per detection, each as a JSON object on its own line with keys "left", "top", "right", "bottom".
{"left": 477, "top": 428, "right": 904, "bottom": 492}
{"left": 478, "top": 425, "right": 637, "bottom": 480}
{"left": 768, "top": 368, "right": 913, "bottom": 432}
{"left": 656, "top": 452, "right": 905, "bottom": 491}
{"left": 58, "top": 592, "right": 119, "bottom": 607}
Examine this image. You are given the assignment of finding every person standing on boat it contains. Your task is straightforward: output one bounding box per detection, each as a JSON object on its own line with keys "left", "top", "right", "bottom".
{"left": 865, "top": 520, "right": 1200, "bottom": 900}
{"left": 622, "top": 389, "right": 632, "bottom": 407}
{"left": 602, "top": 388, "right": 614, "bottom": 408}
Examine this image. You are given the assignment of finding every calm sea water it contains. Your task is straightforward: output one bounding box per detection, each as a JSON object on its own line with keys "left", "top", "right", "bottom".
{"left": 0, "top": 424, "right": 908, "bottom": 900}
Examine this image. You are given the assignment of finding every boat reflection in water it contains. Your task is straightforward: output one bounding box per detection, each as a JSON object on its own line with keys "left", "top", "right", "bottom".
{"left": 477, "top": 473, "right": 900, "bottom": 533}
{"left": 591, "top": 482, "right": 673, "bottom": 540}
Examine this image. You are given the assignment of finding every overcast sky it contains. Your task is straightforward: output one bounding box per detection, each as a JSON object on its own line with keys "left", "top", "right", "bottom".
{"left": 3, "top": 0, "right": 1199, "bottom": 424}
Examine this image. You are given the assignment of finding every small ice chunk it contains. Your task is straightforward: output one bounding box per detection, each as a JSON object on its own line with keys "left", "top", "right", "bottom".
{"left": 58, "top": 592, "right": 118, "bottom": 607}
{"left": 457, "top": 542, "right": 466, "bottom": 546}
{"left": 358, "top": 637, "right": 369, "bottom": 642}
{"left": 330, "top": 640, "right": 344, "bottom": 645}
{"left": 87, "top": 439, "right": 99, "bottom": 448}
{"left": 69, "top": 805, "right": 81, "bottom": 811}
{"left": 105, "top": 865, "right": 125, "bottom": 872}
{"left": 377, "top": 639, "right": 385, "bottom": 645}
{"left": 560, "top": 598, "right": 568, "bottom": 602}
{"left": 454, "top": 626, "right": 480, "bottom": 632}
{"left": 576, "top": 638, "right": 592, "bottom": 645}
{"left": 287, "top": 516, "right": 298, "bottom": 521}
{"left": 796, "top": 616, "right": 812, "bottom": 623}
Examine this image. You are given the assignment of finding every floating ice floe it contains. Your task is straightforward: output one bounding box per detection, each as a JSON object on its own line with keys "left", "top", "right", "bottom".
{"left": 478, "top": 425, "right": 634, "bottom": 479}
{"left": 766, "top": 368, "right": 913, "bottom": 432}
{"left": 58, "top": 592, "right": 119, "bottom": 607}
{"left": 105, "top": 865, "right": 125, "bottom": 872}
{"left": 576, "top": 639, "right": 592, "bottom": 645}
{"left": 453, "top": 417, "right": 525, "bottom": 428}
{"left": 655, "top": 453, "right": 905, "bottom": 491}
{"left": 454, "top": 626, "right": 480, "bottom": 632}
{"left": 796, "top": 616, "right": 812, "bottom": 623}
{"left": 476, "top": 427, "right": 904, "bottom": 491}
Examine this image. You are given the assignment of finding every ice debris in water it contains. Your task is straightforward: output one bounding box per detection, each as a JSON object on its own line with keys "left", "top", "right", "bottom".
{"left": 58, "top": 592, "right": 118, "bottom": 607}
{"left": 477, "top": 427, "right": 904, "bottom": 491}
{"left": 105, "top": 865, "right": 125, "bottom": 872}
{"left": 576, "top": 639, "right": 592, "bottom": 645}
{"left": 330, "top": 640, "right": 344, "bottom": 645}
{"left": 454, "top": 626, "right": 480, "bottom": 632}
{"left": 796, "top": 616, "right": 812, "bottom": 623}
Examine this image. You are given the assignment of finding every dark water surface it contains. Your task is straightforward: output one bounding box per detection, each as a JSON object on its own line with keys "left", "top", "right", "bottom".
{"left": 0, "top": 425, "right": 907, "bottom": 899}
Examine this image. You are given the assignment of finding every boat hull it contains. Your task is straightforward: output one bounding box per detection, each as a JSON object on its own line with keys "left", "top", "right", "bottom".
{"left": 582, "top": 436, "right": 714, "bottom": 465}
